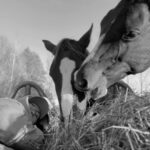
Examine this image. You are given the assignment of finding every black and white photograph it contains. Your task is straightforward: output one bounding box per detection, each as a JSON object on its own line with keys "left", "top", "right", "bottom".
{"left": 0, "top": 0, "right": 150, "bottom": 149}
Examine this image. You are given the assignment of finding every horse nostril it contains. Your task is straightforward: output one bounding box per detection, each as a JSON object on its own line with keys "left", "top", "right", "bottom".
{"left": 78, "top": 79, "right": 88, "bottom": 89}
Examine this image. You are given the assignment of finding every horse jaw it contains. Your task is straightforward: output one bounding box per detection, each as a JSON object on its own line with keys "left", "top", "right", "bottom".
{"left": 59, "top": 57, "right": 75, "bottom": 119}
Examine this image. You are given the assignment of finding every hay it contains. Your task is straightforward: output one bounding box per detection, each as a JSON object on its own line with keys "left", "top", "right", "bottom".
{"left": 43, "top": 93, "right": 150, "bottom": 150}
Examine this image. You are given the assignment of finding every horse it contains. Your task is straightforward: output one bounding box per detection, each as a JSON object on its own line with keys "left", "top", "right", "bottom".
{"left": 75, "top": 0, "right": 150, "bottom": 101}
{"left": 43, "top": 25, "right": 134, "bottom": 122}
{"left": 43, "top": 25, "right": 93, "bottom": 121}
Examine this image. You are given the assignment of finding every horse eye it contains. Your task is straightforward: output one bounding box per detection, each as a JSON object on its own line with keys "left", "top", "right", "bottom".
{"left": 122, "top": 30, "right": 140, "bottom": 41}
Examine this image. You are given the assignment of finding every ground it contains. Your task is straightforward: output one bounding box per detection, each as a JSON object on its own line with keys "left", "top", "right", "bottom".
{"left": 44, "top": 92, "right": 150, "bottom": 150}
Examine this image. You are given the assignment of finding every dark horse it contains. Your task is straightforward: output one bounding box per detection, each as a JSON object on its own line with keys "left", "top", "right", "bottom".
{"left": 43, "top": 26, "right": 92, "bottom": 121}
{"left": 75, "top": 0, "right": 150, "bottom": 100}
{"left": 43, "top": 25, "right": 133, "bottom": 121}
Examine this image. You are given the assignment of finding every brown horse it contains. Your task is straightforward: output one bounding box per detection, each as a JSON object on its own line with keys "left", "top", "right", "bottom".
{"left": 75, "top": 0, "right": 150, "bottom": 100}
{"left": 43, "top": 25, "right": 133, "bottom": 121}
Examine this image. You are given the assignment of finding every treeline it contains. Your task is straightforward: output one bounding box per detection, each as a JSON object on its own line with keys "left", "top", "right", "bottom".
{"left": 0, "top": 36, "right": 55, "bottom": 103}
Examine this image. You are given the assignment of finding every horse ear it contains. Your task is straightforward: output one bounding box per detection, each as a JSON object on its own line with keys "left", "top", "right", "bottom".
{"left": 42, "top": 40, "right": 56, "bottom": 55}
{"left": 78, "top": 24, "right": 93, "bottom": 49}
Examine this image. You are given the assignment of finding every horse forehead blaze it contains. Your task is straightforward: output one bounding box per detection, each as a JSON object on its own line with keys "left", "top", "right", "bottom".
{"left": 59, "top": 57, "right": 76, "bottom": 118}
{"left": 75, "top": 0, "right": 150, "bottom": 99}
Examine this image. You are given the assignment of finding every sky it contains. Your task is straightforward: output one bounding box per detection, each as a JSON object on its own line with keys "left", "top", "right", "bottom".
{"left": 0, "top": 0, "right": 119, "bottom": 62}
{"left": 0, "top": 0, "right": 150, "bottom": 93}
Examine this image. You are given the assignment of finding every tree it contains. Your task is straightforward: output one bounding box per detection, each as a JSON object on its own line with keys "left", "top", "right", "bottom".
{"left": 0, "top": 36, "right": 55, "bottom": 104}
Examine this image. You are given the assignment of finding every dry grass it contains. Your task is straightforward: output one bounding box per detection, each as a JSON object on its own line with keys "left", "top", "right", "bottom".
{"left": 43, "top": 92, "right": 150, "bottom": 150}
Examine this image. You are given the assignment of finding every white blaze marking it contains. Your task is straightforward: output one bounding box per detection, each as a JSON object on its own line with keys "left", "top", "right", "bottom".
{"left": 59, "top": 57, "right": 75, "bottom": 118}
{"left": 77, "top": 98, "right": 87, "bottom": 111}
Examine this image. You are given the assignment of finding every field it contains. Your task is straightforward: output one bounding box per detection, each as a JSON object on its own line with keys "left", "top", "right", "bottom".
{"left": 43, "top": 92, "right": 150, "bottom": 150}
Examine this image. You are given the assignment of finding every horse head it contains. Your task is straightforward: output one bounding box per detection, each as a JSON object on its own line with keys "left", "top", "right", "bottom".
{"left": 75, "top": 0, "right": 150, "bottom": 100}
{"left": 43, "top": 25, "right": 93, "bottom": 121}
